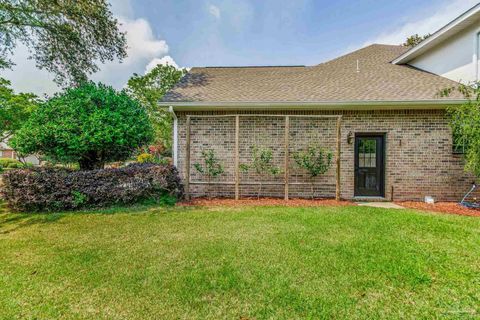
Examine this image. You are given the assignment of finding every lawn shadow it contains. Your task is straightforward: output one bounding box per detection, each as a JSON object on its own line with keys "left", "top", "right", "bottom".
{"left": 0, "top": 201, "right": 65, "bottom": 234}
{"left": 0, "top": 200, "right": 192, "bottom": 234}
{"left": 162, "top": 72, "right": 210, "bottom": 101}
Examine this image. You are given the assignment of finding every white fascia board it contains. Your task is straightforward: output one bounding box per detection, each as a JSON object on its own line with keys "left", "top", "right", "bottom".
{"left": 159, "top": 100, "right": 467, "bottom": 111}
{"left": 393, "top": 3, "right": 480, "bottom": 65}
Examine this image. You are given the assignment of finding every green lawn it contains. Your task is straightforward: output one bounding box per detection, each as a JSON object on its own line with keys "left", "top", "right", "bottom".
{"left": 1, "top": 203, "right": 479, "bottom": 319}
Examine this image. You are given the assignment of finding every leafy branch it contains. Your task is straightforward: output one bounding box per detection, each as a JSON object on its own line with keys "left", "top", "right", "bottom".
{"left": 293, "top": 145, "right": 333, "bottom": 199}
{"left": 193, "top": 149, "right": 224, "bottom": 199}
{"left": 240, "top": 146, "right": 280, "bottom": 199}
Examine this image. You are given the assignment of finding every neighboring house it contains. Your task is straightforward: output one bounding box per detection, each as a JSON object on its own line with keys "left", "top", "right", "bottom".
{"left": 160, "top": 4, "right": 480, "bottom": 201}
{"left": 0, "top": 142, "right": 15, "bottom": 159}
{"left": 0, "top": 142, "right": 40, "bottom": 165}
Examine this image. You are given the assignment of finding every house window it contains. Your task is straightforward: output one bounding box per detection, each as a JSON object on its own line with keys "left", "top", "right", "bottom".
{"left": 358, "top": 139, "right": 377, "bottom": 167}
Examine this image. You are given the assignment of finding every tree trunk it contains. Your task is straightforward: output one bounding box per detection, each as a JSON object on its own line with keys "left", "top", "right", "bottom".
{"left": 79, "top": 154, "right": 104, "bottom": 171}
{"left": 207, "top": 175, "right": 212, "bottom": 200}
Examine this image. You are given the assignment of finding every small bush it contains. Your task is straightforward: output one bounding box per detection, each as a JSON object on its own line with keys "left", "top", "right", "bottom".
{"left": 137, "top": 152, "right": 170, "bottom": 165}
{"left": 7, "top": 162, "right": 20, "bottom": 168}
{"left": 137, "top": 153, "right": 155, "bottom": 163}
{"left": 0, "top": 158, "right": 23, "bottom": 169}
{"left": 1, "top": 163, "right": 184, "bottom": 212}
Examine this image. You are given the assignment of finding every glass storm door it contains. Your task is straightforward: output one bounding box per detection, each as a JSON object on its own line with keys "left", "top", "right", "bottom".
{"left": 354, "top": 135, "right": 385, "bottom": 197}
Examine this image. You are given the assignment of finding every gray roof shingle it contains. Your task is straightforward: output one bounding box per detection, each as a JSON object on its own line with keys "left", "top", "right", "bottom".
{"left": 162, "top": 44, "right": 464, "bottom": 103}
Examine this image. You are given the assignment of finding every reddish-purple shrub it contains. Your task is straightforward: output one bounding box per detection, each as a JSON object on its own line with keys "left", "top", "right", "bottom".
{"left": 1, "top": 163, "right": 183, "bottom": 212}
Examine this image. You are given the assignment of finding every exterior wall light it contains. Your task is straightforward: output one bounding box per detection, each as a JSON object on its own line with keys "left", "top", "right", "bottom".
{"left": 347, "top": 131, "right": 354, "bottom": 144}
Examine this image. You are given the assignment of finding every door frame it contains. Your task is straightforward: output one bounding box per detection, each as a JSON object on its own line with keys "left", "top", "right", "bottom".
{"left": 354, "top": 133, "right": 386, "bottom": 197}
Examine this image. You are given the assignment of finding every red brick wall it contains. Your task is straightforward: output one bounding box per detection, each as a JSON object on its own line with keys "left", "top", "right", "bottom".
{"left": 1, "top": 150, "right": 14, "bottom": 158}
{"left": 176, "top": 109, "right": 475, "bottom": 201}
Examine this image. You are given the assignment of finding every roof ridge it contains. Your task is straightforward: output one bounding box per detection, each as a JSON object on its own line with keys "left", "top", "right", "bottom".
{"left": 315, "top": 44, "right": 406, "bottom": 66}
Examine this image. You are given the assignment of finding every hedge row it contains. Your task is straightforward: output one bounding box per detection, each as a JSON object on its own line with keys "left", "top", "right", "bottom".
{"left": 1, "top": 163, "right": 183, "bottom": 212}
{"left": 0, "top": 158, "right": 32, "bottom": 173}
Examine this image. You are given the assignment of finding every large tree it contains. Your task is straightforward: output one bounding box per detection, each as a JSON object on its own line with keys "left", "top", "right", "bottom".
{"left": 0, "top": 77, "right": 38, "bottom": 143}
{"left": 0, "top": 0, "right": 127, "bottom": 86}
{"left": 126, "top": 64, "right": 186, "bottom": 151}
{"left": 11, "top": 82, "right": 154, "bottom": 170}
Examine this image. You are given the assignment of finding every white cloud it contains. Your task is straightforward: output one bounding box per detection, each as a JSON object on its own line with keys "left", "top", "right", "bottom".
{"left": 122, "top": 18, "right": 169, "bottom": 61}
{"left": 2, "top": 44, "right": 59, "bottom": 97}
{"left": 208, "top": 4, "right": 221, "bottom": 19}
{"left": 363, "top": 0, "right": 478, "bottom": 46}
{"left": 145, "top": 55, "right": 179, "bottom": 73}
{"left": 3, "top": 1, "right": 175, "bottom": 96}
{"left": 91, "top": 17, "right": 170, "bottom": 89}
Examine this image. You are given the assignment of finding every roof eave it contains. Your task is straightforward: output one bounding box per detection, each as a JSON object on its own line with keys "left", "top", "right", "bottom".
{"left": 159, "top": 99, "right": 467, "bottom": 111}
{"left": 392, "top": 3, "right": 480, "bottom": 65}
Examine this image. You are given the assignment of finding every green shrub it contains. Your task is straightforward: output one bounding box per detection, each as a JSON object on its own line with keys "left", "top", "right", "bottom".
{"left": 240, "top": 146, "right": 281, "bottom": 199}
{"left": 72, "top": 191, "right": 88, "bottom": 207}
{"left": 293, "top": 145, "right": 333, "bottom": 199}
{"left": 0, "top": 158, "right": 23, "bottom": 169}
{"left": 194, "top": 149, "right": 224, "bottom": 199}
{"left": 7, "top": 163, "right": 19, "bottom": 168}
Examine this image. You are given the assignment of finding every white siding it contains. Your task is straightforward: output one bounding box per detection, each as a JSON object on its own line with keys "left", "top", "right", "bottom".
{"left": 409, "top": 23, "right": 479, "bottom": 83}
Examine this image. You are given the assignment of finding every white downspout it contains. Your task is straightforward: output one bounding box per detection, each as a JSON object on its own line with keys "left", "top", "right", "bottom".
{"left": 169, "top": 106, "right": 178, "bottom": 167}
{"left": 473, "top": 29, "right": 480, "bottom": 82}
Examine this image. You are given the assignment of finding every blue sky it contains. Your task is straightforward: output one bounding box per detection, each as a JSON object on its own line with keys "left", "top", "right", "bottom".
{"left": 4, "top": 0, "right": 479, "bottom": 95}
{"left": 129, "top": 0, "right": 460, "bottom": 67}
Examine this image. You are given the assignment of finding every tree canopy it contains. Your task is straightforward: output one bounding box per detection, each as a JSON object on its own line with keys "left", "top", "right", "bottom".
{"left": 0, "top": 77, "right": 38, "bottom": 143}
{"left": 11, "top": 82, "right": 154, "bottom": 170}
{"left": 402, "top": 34, "right": 431, "bottom": 47}
{"left": 0, "top": 0, "right": 127, "bottom": 86}
{"left": 126, "top": 64, "right": 186, "bottom": 151}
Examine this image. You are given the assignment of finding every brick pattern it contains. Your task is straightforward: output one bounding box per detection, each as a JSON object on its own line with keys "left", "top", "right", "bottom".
{"left": 238, "top": 116, "right": 284, "bottom": 197}
{"left": 188, "top": 117, "right": 235, "bottom": 197}
{"left": 177, "top": 109, "right": 475, "bottom": 201}
{"left": 288, "top": 117, "right": 338, "bottom": 198}
{"left": 0, "top": 150, "right": 14, "bottom": 158}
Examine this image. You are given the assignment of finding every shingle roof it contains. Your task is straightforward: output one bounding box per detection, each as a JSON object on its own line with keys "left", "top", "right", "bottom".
{"left": 162, "top": 44, "right": 464, "bottom": 103}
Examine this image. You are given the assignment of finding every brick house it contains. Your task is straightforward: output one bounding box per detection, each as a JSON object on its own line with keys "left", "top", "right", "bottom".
{"left": 0, "top": 142, "right": 16, "bottom": 159}
{"left": 160, "top": 5, "right": 480, "bottom": 201}
{"left": 0, "top": 141, "right": 40, "bottom": 165}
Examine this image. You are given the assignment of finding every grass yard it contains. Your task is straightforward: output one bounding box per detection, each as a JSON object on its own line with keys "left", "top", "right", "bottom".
{"left": 1, "top": 203, "right": 479, "bottom": 319}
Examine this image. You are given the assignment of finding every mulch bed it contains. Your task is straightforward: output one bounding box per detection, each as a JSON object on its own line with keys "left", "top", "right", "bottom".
{"left": 178, "top": 197, "right": 354, "bottom": 207}
{"left": 397, "top": 201, "right": 480, "bottom": 217}
{"left": 179, "top": 198, "right": 480, "bottom": 217}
